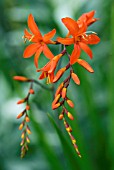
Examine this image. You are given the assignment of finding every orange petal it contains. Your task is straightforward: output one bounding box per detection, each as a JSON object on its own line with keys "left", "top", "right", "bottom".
{"left": 57, "top": 37, "right": 74, "bottom": 45}
{"left": 86, "top": 34, "right": 100, "bottom": 44}
{"left": 77, "top": 59, "right": 94, "bottom": 73}
{"left": 62, "top": 17, "right": 79, "bottom": 36}
{"left": 70, "top": 44, "right": 81, "bottom": 65}
{"left": 79, "top": 42, "right": 93, "bottom": 59}
{"left": 77, "top": 22, "right": 87, "bottom": 35}
{"left": 39, "top": 72, "right": 47, "bottom": 79}
{"left": 43, "top": 44, "right": 54, "bottom": 59}
{"left": 24, "top": 29, "right": 32, "bottom": 40}
{"left": 34, "top": 46, "right": 43, "bottom": 68}
{"left": 71, "top": 73, "right": 80, "bottom": 85}
{"left": 23, "top": 43, "right": 40, "bottom": 58}
{"left": 28, "top": 14, "right": 42, "bottom": 37}
{"left": 43, "top": 29, "right": 56, "bottom": 43}
{"left": 86, "top": 10, "right": 95, "bottom": 19}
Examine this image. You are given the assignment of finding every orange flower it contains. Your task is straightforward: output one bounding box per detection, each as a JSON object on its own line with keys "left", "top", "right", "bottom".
{"left": 37, "top": 54, "right": 63, "bottom": 83}
{"left": 23, "top": 14, "right": 56, "bottom": 68}
{"left": 57, "top": 14, "right": 100, "bottom": 65}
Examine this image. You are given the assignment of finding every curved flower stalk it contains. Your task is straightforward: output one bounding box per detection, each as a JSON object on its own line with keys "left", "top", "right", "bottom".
{"left": 14, "top": 76, "right": 33, "bottom": 158}
{"left": 14, "top": 10, "right": 100, "bottom": 158}
{"left": 13, "top": 76, "right": 52, "bottom": 157}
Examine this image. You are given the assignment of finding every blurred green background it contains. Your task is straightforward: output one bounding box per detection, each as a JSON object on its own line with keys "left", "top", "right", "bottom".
{"left": 0, "top": 0, "right": 112, "bottom": 170}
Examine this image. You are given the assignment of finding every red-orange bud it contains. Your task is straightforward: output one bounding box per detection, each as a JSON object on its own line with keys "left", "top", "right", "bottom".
{"left": 66, "top": 126, "right": 72, "bottom": 132}
{"left": 55, "top": 82, "right": 64, "bottom": 97}
{"left": 29, "top": 89, "right": 34, "bottom": 94}
{"left": 52, "top": 94, "right": 60, "bottom": 105}
{"left": 59, "top": 114, "right": 64, "bottom": 120}
{"left": 20, "top": 139, "right": 24, "bottom": 146}
{"left": 66, "top": 99, "right": 74, "bottom": 108}
{"left": 53, "top": 67, "right": 66, "bottom": 83}
{"left": 17, "top": 99, "right": 26, "bottom": 104}
{"left": 67, "top": 112, "right": 74, "bottom": 120}
{"left": 26, "top": 105, "right": 30, "bottom": 110}
{"left": 62, "top": 88, "right": 67, "bottom": 99}
{"left": 25, "top": 115, "right": 30, "bottom": 122}
{"left": 26, "top": 125, "right": 31, "bottom": 134}
{"left": 19, "top": 122, "right": 24, "bottom": 130}
{"left": 17, "top": 111, "right": 25, "bottom": 119}
{"left": 71, "top": 72, "right": 80, "bottom": 85}
{"left": 21, "top": 131, "right": 25, "bottom": 139}
{"left": 13, "top": 76, "right": 29, "bottom": 82}
{"left": 52, "top": 103, "right": 60, "bottom": 110}
{"left": 26, "top": 136, "right": 30, "bottom": 143}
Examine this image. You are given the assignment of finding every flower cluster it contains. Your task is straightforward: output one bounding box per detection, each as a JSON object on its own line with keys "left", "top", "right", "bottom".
{"left": 14, "top": 10, "right": 100, "bottom": 158}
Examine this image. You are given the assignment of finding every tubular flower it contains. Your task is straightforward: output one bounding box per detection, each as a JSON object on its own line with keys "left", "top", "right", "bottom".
{"left": 37, "top": 53, "right": 63, "bottom": 83}
{"left": 57, "top": 16, "right": 100, "bottom": 65}
{"left": 23, "top": 14, "right": 56, "bottom": 68}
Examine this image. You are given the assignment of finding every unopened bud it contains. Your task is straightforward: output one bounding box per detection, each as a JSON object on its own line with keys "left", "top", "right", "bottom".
{"left": 13, "top": 76, "right": 29, "bottom": 82}
{"left": 66, "top": 99, "right": 74, "bottom": 108}
{"left": 62, "top": 88, "right": 67, "bottom": 99}
{"left": 52, "top": 103, "right": 60, "bottom": 110}
{"left": 19, "top": 122, "right": 24, "bottom": 130}
{"left": 68, "top": 112, "right": 74, "bottom": 120}
{"left": 29, "top": 89, "right": 34, "bottom": 94}
{"left": 26, "top": 105, "right": 30, "bottom": 110}
{"left": 17, "top": 99, "right": 26, "bottom": 104}
{"left": 26, "top": 125, "right": 31, "bottom": 134}
{"left": 25, "top": 115, "right": 30, "bottom": 122}
{"left": 71, "top": 72, "right": 80, "bottom": 85}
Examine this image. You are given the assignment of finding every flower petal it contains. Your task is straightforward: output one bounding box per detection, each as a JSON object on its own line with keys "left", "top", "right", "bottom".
{"left": 39, "top": 72, "right": 47, "bottom": 79}
{"left": 24, "top": 29, "right": 32, "bottom": 40}
{"left": 79, "top": 42, "right": 93, "bottom": 59}
{"left": 43, "top": 29, "right": 56, "bottom": 43}
{"left": 57, "top": 37, "right": 74, "bottom": 45}
{"left": 62, "top": 17, "right": 79, "bottom": 36}
{"left": 77, "top": 59, "right": 94, "bottom": 73}
{"left": 43, "top": 44, "right": 54, "bottom": 59}
{"left": 28, "top": 14, "right": 42, "bottom": 37}
{"left": 70, "top": 44, "right": 81, "bottom": 65}
{"left": 86, "top": 34, "right": 100, "bottom": 44}
{"left": 34, "top": 46, "right": 43, "bottom": 68}
{"left": 23, "top": 43, "right": 40, "bottom": 58}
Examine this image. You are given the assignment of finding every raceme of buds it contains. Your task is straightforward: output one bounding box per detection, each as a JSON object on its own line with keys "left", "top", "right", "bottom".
{"left": 16, "top": 81, "right": 34, "bottom": 158}
{"left": 14, "top": 10, "right": 100, "bottom": 158}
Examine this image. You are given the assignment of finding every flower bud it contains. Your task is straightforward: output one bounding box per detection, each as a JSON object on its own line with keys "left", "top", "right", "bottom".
{"left": 26, "top": 105, "right": 30, "bottom": 110}
{"left": 66, "top": 99, "right": 74, "bottom": 108}
{"left": 62, "top": 88, "right": 67, "bottom": 98}
{"left": 13, "top": 76, "right": 29, "bottom": 82}
{"left": 67, "top": 112, "right": 74, "bottom": 120}
{"left": 53, "top": 67, "right": 66, "bottom": 83}
{"left": 71, "top": 72, "right": 80, "bottom": 85}
{"left": 29, "top": 89, "right": 34, "bottom": 94}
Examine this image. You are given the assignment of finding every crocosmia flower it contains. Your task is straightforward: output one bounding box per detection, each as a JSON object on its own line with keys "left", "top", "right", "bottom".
{"left": 23, "top": 14, "right": 56, "bottom": 68}
{"left": 57, "top": 11, "right": 100, "bottom": 65}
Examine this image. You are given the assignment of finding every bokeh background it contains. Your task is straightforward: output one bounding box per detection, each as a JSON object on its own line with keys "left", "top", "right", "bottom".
{"left": 0, "top": 0, "right": 112, "bottom": 170}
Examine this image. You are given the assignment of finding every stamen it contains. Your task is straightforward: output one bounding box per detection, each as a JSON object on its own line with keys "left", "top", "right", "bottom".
{"left": 84, "top": 31, "right": 97, "bottom": 35}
